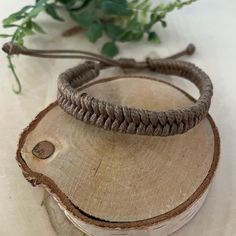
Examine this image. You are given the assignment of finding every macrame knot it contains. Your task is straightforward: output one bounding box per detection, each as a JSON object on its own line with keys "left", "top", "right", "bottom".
{"left": 2, "top": 42, "right": 23, "bottom": 55}
{"left": 57, "top": 57, "right": 213, "bottom": 137}
{"left": 85, "top": 61, "right": 102, "bottom": 76}
{"left": 0, "top": 41, "right": 212, "bottom": 137}
{"left": 118, "top": 58, "right": 137, "bottom": 68}
{"left": 186, "top": 44, "right": 196, "bottom": 56}
{"left": 146, "top": 57, "right": 158, "bottom": 71}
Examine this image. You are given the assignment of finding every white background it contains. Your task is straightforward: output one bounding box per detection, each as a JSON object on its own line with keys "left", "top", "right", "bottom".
{"left": 0, "top": 0, "right": 236, "bottom": 235}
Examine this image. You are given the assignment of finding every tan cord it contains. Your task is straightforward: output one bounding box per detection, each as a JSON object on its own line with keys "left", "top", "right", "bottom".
{"left": 3, "top": 42, "right": 212, "bottom": 136}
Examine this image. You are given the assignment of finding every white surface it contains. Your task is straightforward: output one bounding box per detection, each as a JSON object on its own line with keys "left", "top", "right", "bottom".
{"left": 0, "top": 1, "right": 235, "bottom": 236}
{"left": 63, "top": 188, "right": 209, "bottom": 236}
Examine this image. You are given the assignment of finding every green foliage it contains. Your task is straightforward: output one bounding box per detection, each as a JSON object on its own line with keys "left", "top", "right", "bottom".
{"left": 102, "top": 41, "right": 119, "bottom": 58}
{"left": 86, "top": 23, "right": 103, "bottom": 42}
{"left": 2, "top": 0, "right": 197, "bottom": 54}
{"left": 101, "top": 0, "right": 133, "bottom": 16}
{"left": 45, "top": 3, "right": 64, "bottom": 21}
{"left": 70, "top": 8, "right": 95, "bottom": 28}
{"left": 148, "top": 31, "right": 160, "bottom": 43}
{"left": 1, "top": 0, "right": 197, "bottom": 93}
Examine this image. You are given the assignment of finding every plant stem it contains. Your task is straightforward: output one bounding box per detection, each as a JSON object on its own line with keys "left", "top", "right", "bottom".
{"left": 7, "top": 55, "right": 21, "bottom": 94}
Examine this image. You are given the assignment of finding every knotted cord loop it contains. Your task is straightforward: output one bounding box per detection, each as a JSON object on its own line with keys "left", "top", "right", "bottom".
{"left": 2, "top": 42, "right": 213, "bottom": 136}
{"left": 57, "top": 59, "right": 213, "bottom": 137}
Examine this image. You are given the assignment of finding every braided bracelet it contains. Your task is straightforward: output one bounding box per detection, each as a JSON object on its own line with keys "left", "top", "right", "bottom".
{"left": 2, "top": 42, "right": 213, "bottom": 136}
{"left": 57, "top": 59, "right": 213, "bottom": 136}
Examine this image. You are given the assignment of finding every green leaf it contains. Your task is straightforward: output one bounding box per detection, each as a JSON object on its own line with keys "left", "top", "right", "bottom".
{"left": 35, "top": 0, "right": 47, "bottom": 7}
{"left": 160, "top": 20, "right": 167, "bottom": 28}
{"left": 105, "top": 24, "right": 124, "bottom": 40}
{"left": 69, "top": 0, "right": 93, "bottom": 10}
{"left": 119, "top": 31, "right": 143, "bottom": 41}
{"left": 0, "top": 34, "right": 12, "bottom": 38}
{"left": 86, "top": 23, "right": 103, "bottom": 42}
{"left": 46, "top": 4, "right": 64, "bottom": 21}
{"left": 135, "top": 0, "right": 151, "bottom": 9}
{"left": 57, "top": 0, "right": 78, "bottom": 9}
{"left": 32, "top": 21, "right": 46, "bottom": 34}
{"left": 119, "top": 18, "right": 144, "bottom": 42}
{"left": 3, "top": 14, "right": 24, "bottom": 26}
{"left": 21, "top": 20, "right": 34, "bottom": 36}
{"left": 150, "top": 13, "right": 162, "bottom": 24}
{"left": 3, "top": 24, "right": 20, "bottom": 28}
{"left": 101, "top": 41, "right": 119, "bottom": 58}
{"left": 70, "top": 10, "right": 94, "bottom": 28}
{"left": 23, "top": 28, "right": 35, "bottom": 36}
{"left": 57, "top": 0, "right": 76, "bottom": 5}
{"left": 101, "top": 1, "right": 133, "bottom": 16}
{"left": 28, "top": 2, "right": 46, "bottom": 18}
{"left": 3, "top": 5, "right": 33, "bottom": 25}
{"left": 128, "top": 18, "right": 142, "bottom": 32}
{"left": 14, "top": 31, "right": 25, "bottom": 46}
{"left": 148, "top": 31, "right": 161, "bottom": 43}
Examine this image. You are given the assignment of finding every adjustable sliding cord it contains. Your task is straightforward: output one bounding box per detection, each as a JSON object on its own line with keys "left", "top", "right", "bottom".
{"left": 2, "top": 42, "right": 195, "bottom": 66}
{"left": 2, "top": 42, "right": 212, "bottom": 137}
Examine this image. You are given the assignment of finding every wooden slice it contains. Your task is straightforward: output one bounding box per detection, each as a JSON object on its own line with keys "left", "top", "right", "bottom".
{"left": 43, "top": 191, "right": 86, "bottom": 236}
{"left": 17, "top": 76, "right": 220, "bottom": 236}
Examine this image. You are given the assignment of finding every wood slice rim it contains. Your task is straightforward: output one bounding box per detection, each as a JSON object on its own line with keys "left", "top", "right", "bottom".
{"left": 16, "top": 76, "right": 220, "bottom": 230}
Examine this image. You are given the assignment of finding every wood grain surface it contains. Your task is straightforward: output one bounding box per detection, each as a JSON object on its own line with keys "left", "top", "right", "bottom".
{"left": 19, "top": 76, "right": 219, "bottom": 236}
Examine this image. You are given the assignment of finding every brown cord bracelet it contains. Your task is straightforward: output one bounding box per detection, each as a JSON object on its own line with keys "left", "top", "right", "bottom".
{"left": 3, "top": 42, "right": 213, "bottom": 136}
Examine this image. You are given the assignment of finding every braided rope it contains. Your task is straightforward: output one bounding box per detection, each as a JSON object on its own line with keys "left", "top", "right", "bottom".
{"left": 57, "top": 58, "right": 213, "bottom": 136}
{"left": 1, "top": 42, "right": 212, "bottom": 136}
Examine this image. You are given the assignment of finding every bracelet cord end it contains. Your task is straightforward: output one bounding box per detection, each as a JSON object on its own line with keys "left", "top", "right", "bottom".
{"left": 186, "top": 43, "right": 196, "bottom": 56}
{"left": 2, "top": 42, "right": 22, "bottom": 55}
